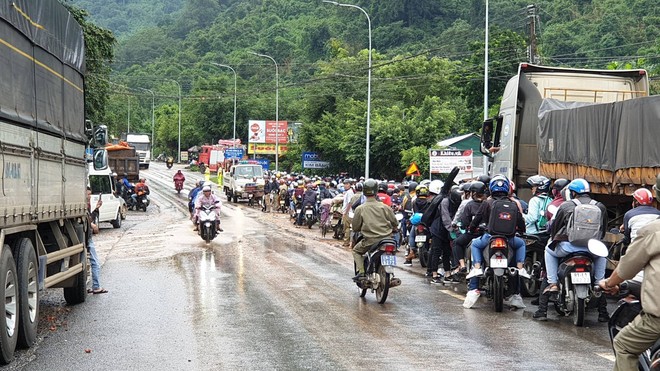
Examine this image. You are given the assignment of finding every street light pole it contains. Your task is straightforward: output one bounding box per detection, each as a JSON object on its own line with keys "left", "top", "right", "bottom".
{"left": 210, "top": 63, "right": 238, "bottom": 148}
{"left": 250, "top": 52, "right": 279, "bottom": 172}
{"left": 323, "top": 0, "right": 372, "bottom": 179}
{"left": 167, "top": 79, "right": 182, "bottom": 163}
{"left": 138, "top": 88, "right": 156, "bottom": 159}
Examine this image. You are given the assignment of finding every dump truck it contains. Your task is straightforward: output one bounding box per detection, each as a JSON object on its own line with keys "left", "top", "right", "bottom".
{"left": 107, "top": 142, "right": 140, "bottom": 183}
{"left": 480, "top": 63, "right": 650, "bottom": 219}
{"left": 0, "top": 0, "right": 93, "bottom": 363}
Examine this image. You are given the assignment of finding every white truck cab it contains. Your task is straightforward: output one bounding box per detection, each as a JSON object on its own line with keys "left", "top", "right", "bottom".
{"left": 126, "top": 133, "right": 151, "bottom": 169}
{"left": 223, "top": 161, "right": 265, "bottom": 203}
{"left": 88, "top": 163, "right": 127, "bottom": 228}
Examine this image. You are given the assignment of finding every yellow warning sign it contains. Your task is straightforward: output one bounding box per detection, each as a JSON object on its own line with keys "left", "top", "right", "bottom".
{"left": 406, "top": 162, "right": 420, "bottom": 176}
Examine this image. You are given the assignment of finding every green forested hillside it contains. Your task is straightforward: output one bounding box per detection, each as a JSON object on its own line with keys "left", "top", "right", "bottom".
{"left": 68, "top": 0, "right": 660, "bottom": 177}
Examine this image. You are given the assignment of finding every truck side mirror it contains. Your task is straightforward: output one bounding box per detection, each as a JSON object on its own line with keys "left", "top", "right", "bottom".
{"left": 480, "top": 116, "right": 502, "bottom": 158}
{"left": 94, "top": 125, "right": 108, "bottom": 148}
{"left": 93, "top": 149, "right": 108, "bottom": 170}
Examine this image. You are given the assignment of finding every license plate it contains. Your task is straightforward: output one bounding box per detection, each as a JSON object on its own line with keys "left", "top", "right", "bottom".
{"left": 415, "top": 235, "right": 427, "bottom": 243}
{"left": 571, "top": 272, "right": 591, "bottom": 284}
{"left": 381, "top": 255, "right": 397, "bottom": 266}
{"left": 306, "top": 210, "right": 313, "bottom": 215}
{"left": 490, "top": 257, "right": 508, "bottom": 268}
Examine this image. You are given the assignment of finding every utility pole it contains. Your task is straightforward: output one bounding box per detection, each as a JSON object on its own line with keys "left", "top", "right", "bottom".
{"left": 526, "top": 4, "right": 540, "bottom": 64}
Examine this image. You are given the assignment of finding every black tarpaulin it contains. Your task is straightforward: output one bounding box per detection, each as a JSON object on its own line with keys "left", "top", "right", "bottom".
{"left": 0, "top": 0, "right": 85, "bottom": 143}
{"left": 538, "top": 95, "right": 660, "bottom": 171}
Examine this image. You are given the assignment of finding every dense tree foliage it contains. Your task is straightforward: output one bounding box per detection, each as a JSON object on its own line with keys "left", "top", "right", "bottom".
{"left": 69, "top": 0, "right": 659, "bottom": 178}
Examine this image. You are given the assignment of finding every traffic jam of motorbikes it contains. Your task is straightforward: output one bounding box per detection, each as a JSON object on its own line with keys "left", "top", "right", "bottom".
{"left": 159, "top": 158, "right": 659, "bottom": 371}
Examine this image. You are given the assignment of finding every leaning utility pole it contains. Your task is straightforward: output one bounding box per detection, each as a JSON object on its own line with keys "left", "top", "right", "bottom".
{"left": 526, "top": 4, "right": 540, "bottom": 64}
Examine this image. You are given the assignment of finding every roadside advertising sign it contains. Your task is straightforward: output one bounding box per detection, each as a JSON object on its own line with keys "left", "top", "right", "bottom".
{"left": 180, "top": 151, "right": 189, "bottom": 162}
{"left": 248, "top": 143, "right": 289, "bottom": 155}
{"left": 248, "top": 120, "right": 288, "bottom": 144}
{"left": 254, "top": 158, "right": 270, "bottom": 171}
{"left": 429, "top": 149, "right": 473, "bottom": 175}
{"left": 302, "top": 152, "right": 330, "bottom": 169}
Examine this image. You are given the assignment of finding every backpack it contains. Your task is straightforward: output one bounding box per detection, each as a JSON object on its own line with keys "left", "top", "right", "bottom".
{"left": 487, "top": 198, "right": 519, "bottom": 237}
{"left": 535, "top": 195, "right": 552, "bottom": 231}
{"left": 421, "top": 195, "right": 443, "bottom": 227}
{"left": 566, "top": 199, "right": 602, "bottom": 246}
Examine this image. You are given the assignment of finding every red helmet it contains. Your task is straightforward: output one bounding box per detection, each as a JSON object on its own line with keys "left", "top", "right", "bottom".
{"left": 633, "top": 188, "right": 653, "bottom": 206}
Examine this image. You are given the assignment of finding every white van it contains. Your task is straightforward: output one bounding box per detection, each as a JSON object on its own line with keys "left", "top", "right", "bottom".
{"left": 87, "top": 163, "right": 127, "bottom": 228}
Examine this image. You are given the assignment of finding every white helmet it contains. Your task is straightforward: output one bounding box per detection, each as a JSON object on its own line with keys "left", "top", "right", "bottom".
{"left": 429, "top": 180, "right": 444, "bottom": 195}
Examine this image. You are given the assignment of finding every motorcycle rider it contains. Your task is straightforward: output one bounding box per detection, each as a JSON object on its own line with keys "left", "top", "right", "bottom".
{"left": 533, "top": 178, "right": 608, "bottom": 321}
{"left": 620, "top": 188, "right": 660, "bottom": 247}
{"left": 351, "top": 179, "right": 399, "bottom": 281}
{"left": 451, "top": 181, "right": 487, "bottom": 275}
{"left": 267, "top": 176, "right": 279, "bottom": 213}
{"left": 188, "top": 181, "right": 202, "bottom": 218}
{"left": 297, "top": 183, "right": 318, "bottom": 226}
{"left": 545, "top": 178, "right": 570, "bottom": 225}
{"left": 377, "top": 182, "right": 392, "bottom": 207}
{"left": 193, "top": 185, "right": 223, "bottom": 232}
{"left": 464, "top": 175, "right": 529, "bottom": 309}
{"left": 132, "top": 178, "right": 150, "bottom": 205}
{"left": 524, "top": 175, "right": 552, "bottom": 234}
{"left": 404, "top": 183, "right": 428, "bottom": 266}
{"left": 173, "top": 170, "right": 185, "bottom": 189}
{"left": 598, "top": 176, "right": 660, "bottom": 371}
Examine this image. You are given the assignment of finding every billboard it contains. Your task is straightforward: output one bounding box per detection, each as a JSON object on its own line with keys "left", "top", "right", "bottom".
{"left": 302, "top": 152, "right": 330, "bottom": 169}
{"left": 248, "top": 143, "right": 289, "bottom": 155}
{"left": 248, "top": 120, "right": 289, "bottom": 144}
{"left": 429, "top": 149, "right": 474, "bottom": 177}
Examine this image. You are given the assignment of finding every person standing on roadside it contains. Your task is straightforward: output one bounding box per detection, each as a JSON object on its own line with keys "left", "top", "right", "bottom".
{"left": 86, "top": 187, "right": 107, "bottom": 294}
{"left": 341, "top": 179, "right": 355, "bottom": 247}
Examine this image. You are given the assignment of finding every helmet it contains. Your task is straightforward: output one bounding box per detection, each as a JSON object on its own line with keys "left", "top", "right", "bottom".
{"left": 202, "top": 185, "right": 211, "bottom": 192}
{"left": 450, "top": 186, "right": 462, "bottom": 205}
{"left": 410, "top": 212, "right": 423, "bottom": 225}
{"left": 408, "top": 181, "right": 418, "bottom": 191}
{"left": 633, "top": 188, "right": 653, "bottom": 206}
{"left": 330, "top": 181, "right": 337, "bottom": 188}
{"left": 527, "top": 175, "right": 550, "bottom": 193}
{"left": 552, "top": 178, "right": 569, "bottom": 191}
{"left": 420, "top": 179, "right": 431, "bottom": 187}
{"left": 377, "top": 182, "right": 388, "bottom": 193}
{"left": 429, "top": 180, "right": 444, "bottom": 195}
{"left": 386, "top": 188, "right": 393, "bottom": 196}
{"left": 469, "top": 181, "right": 486, "bottom": 195}
{"left": 477, "top": 174, "right": 491, "bottom": 185}
{"left": 489, "top": 175, "right": 510, "bottom": 195}
{"left": 416, "top": 185, "right": 429, "bottom": 197}
{"left": 567, "top": 178, "right": 590, "bottom": 194}
{"left": 397, "top": 184, "right": 405, "bottom": 191}
{"left": 460, "top": 182, "right": 472, "bottom": 193}
{"left": 354, "top": 182, "right": 364, "bottom": 192}
{"left": 363, "top": 179, "right": 378, "bottom": 196}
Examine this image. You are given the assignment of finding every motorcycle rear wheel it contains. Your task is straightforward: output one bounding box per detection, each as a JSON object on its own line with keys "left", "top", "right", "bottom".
{"left": 375, "top": 265, "right": 390, "bottom": 304}
{"left": 418, "top": 244, "right": 429, "bottom": 268}
{"left": 354, "top": 262, "right": 367, "bottom": 298}
{"left": 520, "top": 256, "right": 539, "bottom": 297}
{"left": 492, "top": 275, "right": 504, "bottom": 312}
{"left": 573, "top": 296, "right": 585, "bottom": 327}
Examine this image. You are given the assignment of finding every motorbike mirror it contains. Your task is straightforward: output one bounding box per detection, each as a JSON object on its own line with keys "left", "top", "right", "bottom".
{"left": 587, "top": 239, "right": 609, "bottom": 257}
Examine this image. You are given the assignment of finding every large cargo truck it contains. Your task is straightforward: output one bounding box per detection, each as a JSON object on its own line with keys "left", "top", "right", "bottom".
{"left": 0, "top": 0, "right": 91, "bottom": 363}
{"left": 106, "top": 143, "right": 140, "bottom": 183}
{"left": 126, "top": 133, "right": 151, "bottom": 168}
{"left": 480, "top": 63, "right": 649, "bottom": 218}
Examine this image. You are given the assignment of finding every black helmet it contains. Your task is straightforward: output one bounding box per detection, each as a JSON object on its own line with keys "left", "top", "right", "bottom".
{"left": 450, "top": 187, "right": 462, "bottom": 205}
{"left": 460, "top": 182, "right": 472, "bottom": 193}
{"left": 469, "top": 181, "right": 487, "bottom": 195}
{"left": 354, "top": 182, "right": 364, "bottom": 192}
{"left": 477, "top": 174, "right": 491, "bottom": 185}
{"left": 386, "top": 188, "right": 394, "bottom": 196}
{"left": 363, "top": 179, "right": 378, "bottom": 196}
{"left": 377, "top": 182, "right": 388, "bottom": 193}
{"left": 552, "top": 178, "right": 569, "bottom": 191}
{"left": 408, "top": 181, "right": 418, "bottom": 191}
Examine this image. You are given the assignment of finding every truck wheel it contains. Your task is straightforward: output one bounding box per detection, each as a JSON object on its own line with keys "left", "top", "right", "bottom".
{"left": 111, "top": 211, "right": 122, "bottom": 228}
{"left": 232, "top": 194, "right": 238, "bottom": 203}
{"left": 13, "top": 238, "right": 38, "bottom": 348}
{"left": 0, "top": 245, "right": 18, "bottom": 364}
{"left": 63, "top": 243, "right": 87, "bottom": 306}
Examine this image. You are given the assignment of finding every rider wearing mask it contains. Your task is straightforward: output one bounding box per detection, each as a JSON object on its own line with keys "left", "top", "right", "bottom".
{"left": 598, "top": 176, "right": 660, "bottom": 371}
{"left": 620, "top": 188, "right": 660, "bottom": 248}
{"left": 524, "top": 175, "right": 552, "bottom": 234}
{"left": 351, "top": 179, "right": 399, "bottom": 281}
{"left": 193, "top": 185, "right": 223, "bottom": 232}
{"left": 533, "top": 178, "right": 608, "bottom": 321}
{"left": 464, "top": 175, "right": 529, "bottom": 309}
{"left": 451, "top": 181, "right": 487, "bottom": 275}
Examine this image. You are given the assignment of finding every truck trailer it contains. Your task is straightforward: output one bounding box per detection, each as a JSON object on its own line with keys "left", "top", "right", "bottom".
{"left": 480, "top": 63, "right": 649, "bottom": 218}
{"left": 0, "top": 0, "right": 90, "bottom": 363}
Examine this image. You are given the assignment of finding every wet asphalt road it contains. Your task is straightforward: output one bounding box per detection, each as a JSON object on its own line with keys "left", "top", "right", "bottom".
{"left": 6, "top": 163, "right": 617, "bottom": 370}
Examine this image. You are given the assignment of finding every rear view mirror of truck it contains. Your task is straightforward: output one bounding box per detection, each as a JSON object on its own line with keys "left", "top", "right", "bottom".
{"left": 94, "top": 125, "right": 108, "bottom": 147}
{"left": 93, "top": 149, "right": 108, "bottom": 170}
{"left": 480, "top": 116, "right": 503, "bottom": 158}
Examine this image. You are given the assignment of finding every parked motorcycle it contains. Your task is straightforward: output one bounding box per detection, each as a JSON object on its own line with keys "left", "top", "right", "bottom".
{"left": 607, "top": 279, "right": 660, "bottom": 370}
{"left": 174, "top": 179, "right": 184, "bottom": 194}
{"left": 476, "top": 235, "right": 518, "bottom": 312}
{"left": 553, "top": 239, "right": 608, "bottom": 326}
{"left": 414, "top": 224, "right": 431, "bottom": 268}
{"left": 520, "top": 232, "right": 550, "bottom": 297}
{"left": 197, "top": 203, "right": 219, "bottom": 243}
{"left": 353, "top": 236, "right": 401, "bottom": 304}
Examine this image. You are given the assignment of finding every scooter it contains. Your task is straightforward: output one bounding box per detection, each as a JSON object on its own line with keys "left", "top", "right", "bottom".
{"left": 607, "top": 279, "right": 660, "bottom": 370}
{"left": 553, "top": 239, "right": 608, "bottom": 326}
{"left": 197, "top": 203, "right": 219, "bottom": 243}
{"left": 135, "top": 192, "right": 149, "bottom": 212}
{"left": 414, "top": 224, "right": 431, "bottom": 268}
{"left": 304, "top": 205, "right": 316, "bottom": 229}
{"left": 174, "top": 179, "right": 184, "bottom": 194}
{"left": 353, "top": 235, "right": 401, "bottom": 304}
{"left": 476, "top": 235, "right": 518, "bottom": 312}
{"left": 166, "top": 157, "right": 174, "bottom": 169}
{"left": 520, "top": 232, "right": 550, "bottom": 297}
